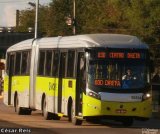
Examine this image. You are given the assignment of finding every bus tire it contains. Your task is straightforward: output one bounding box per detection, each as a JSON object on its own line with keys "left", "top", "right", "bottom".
{"left": 15, "top": 95, "right": 24, "bottom": 115}
{"left": 72, "top": 117, "right": 83, "bottom": 125}
{"left": 68, "top": 101, "right": 72, "bottom": 122}
{"left": 68, "top": 101, "right": 82, "bottom": 125}
{"left": 42, "top": 97, "right": 52, "bottom": 120}
{"left": 122, "top": 118, "right": 133, "bottom": 127}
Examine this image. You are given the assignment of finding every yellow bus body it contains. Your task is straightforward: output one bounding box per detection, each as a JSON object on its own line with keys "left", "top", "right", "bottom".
{"left": 83, "top": 94, "right": 152, "bottom": 118}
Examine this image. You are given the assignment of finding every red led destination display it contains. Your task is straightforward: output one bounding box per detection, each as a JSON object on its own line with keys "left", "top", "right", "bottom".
{"left": 98, "top": 52, "right": 106, "bottom": 58}
{"left": 127, "top": 53, "right": 141, "bottom": 59}
{"left": 97, "top": 52, "right": 144, "bottom": 59}
{"left": 94, "top": 79, "right": 121, "bottom": 87}
{"left": 109, "top": 52, "right": 124, "bottom": 58}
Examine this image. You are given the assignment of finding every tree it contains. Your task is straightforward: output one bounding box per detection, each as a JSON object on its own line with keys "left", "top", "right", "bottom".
{"left": 16, "top": 0, "right": 160, "bottom": 45}
{"left": 16, "top": 5, "right": 50, "bottom": 36}
{"left": 16, "top": 8, "right": 35, "bottom": 32}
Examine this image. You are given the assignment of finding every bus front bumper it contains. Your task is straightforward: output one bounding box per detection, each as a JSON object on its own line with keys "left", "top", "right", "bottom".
{"left": 82, "top": 96, "right": 152, "bottom": 118}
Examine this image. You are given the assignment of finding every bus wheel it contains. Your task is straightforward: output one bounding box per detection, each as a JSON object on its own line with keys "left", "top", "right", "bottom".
{"left": 42, "top": 98, "right": 52, "bottom": 120}
{"left": 68, "top": 102, "right": 82, "bottom": 125}
{"left": 15, "top": 96, "right": 24, "bottom": 115}
{"left": 72, "top": 116, "right": 83, "bottom": 125}
{"left": 122, "top": 118, "right": 133, "bottom": 127}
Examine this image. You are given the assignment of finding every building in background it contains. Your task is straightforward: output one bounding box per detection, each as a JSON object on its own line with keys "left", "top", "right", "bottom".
{"left": 0, "top": 27, "right": 34, "bottom": 93}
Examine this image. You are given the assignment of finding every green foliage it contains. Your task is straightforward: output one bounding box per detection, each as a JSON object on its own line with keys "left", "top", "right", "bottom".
{"left": 16, "top": 0, "right": 160, "bottom": 45}
{"left": 16, "top": 8, "right": 35, "bottom": 32}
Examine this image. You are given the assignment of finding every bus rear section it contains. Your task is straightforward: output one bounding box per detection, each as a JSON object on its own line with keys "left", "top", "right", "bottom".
{"left": 3, "top": 51, "right": 31, "bottom": 115}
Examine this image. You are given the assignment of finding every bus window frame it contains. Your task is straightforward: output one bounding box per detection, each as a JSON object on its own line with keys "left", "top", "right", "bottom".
{"left": 6, "top": 53, "right": 10, "bottom": 75}
{"left": 6, "top": 50, "right": 31, "bottom": 76}
{"left": 6, "top": 52, "right": 16, "bottom": 76}
{"left": 14, "top": 52, "right": 22, "bottom": 76}
{"left": 51, "top": 50, "right": 60, "bottom": 77}
{"left": 44, "top": 50, "right": 53, "bottom": 77}
{"left": 59, "top": 50, "right": 67, "bottom": 78}
{"left": 66, "top": 50, "right": 76, "bottom": 78}
{"left": 38, "top": 50, "right": 46, "bottom": 76}
{"left": 21, "top": 51, "right": 30, "bottom": 76}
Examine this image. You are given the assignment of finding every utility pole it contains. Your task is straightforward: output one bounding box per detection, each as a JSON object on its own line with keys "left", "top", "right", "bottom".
{"left": 73, "top": 0, "right": 76, "bottom": 35}
{"left": 16, "top": 10, "right": 19, "bottom": 28}
{"left": 35, "top": 0, "right": 39, "bottom": 39}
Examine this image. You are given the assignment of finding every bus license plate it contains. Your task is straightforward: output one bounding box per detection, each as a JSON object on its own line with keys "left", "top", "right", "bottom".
{"left": 116, "top": 109, "right": 127, "bottom": 114}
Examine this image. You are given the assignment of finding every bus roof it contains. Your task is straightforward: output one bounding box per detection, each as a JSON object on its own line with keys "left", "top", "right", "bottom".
{"left": 7, "top": 34, "right": 148, "bottom": 52}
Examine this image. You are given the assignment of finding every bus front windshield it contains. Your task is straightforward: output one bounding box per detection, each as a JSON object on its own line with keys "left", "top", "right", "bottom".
{"left": 88, "top": 60, "right": 150, "bottom": 90}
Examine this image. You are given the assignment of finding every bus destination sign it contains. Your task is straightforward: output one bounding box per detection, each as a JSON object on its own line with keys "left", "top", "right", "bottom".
{"left": 94, "top": 79, "right": 121, "bottom": 87}
{"left": 97, "top": 52, "right": 144, "bottom": 59}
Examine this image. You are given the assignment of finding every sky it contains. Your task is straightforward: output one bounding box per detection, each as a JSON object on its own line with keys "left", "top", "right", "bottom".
{"left": 0, "top": 0, "right": 51, "bottom": 27}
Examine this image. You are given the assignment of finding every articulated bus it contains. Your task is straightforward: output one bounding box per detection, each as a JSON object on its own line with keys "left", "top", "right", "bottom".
{"left": 4, "top": 34, "right": 152, "bottom": 126}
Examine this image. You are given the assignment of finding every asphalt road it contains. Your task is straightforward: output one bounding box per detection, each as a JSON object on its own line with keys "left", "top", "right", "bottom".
{"left": 0, "top": 96, "right": 160, "bottom": 134}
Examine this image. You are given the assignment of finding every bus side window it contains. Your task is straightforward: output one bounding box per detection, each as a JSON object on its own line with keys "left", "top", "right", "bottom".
{"left": 67, "top": 51, "right": 75, "bottom": 78}
{"left": 45, "top": 50, "right": 52, "bottom": 76}
{"left": 38, "top": 51, "right": 45, "bottom": 76}
{"left": 21, "top": 51, "right": 29, "bottom": 75}
{"left": 60, "top": 52, "right": 67, "bottom": 78}
{"left": 15, "top": 52, "right": 21, "bottom": 75}
{"left": 52, "top": 51, "right": 59, "bottom": 77}
{"left": 6, "top": 53, "right": 10, "bottom": 75}
{"left": 80, "top": 54, "right": 86, "bottom": 81}
{"left": 9, "top": 53, "right": 16, "bottom": 76}
{"left": 6, "top": 53, "right": 14, "bottom": 75}
{"left": 77, "top": 53, "right": 86, "bottom": 91}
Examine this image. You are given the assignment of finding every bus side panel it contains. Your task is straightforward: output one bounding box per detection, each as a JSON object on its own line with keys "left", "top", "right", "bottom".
{"left": 12, "top": 76, "right": 30, "bottom": 108}
{"left": 3, "top": 75, "right": 9, "bottom": 105}
{"left": 35, "top": 76, "right": 58, "bottom": 113}
{"left": 82, "top": 93, "right": 101, "bottom": 116}
{"left": 62, "top": 78, "right": 76, "bottom": 116}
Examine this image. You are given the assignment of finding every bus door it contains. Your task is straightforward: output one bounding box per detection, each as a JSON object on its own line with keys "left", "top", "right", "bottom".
{"left": 58, "top": 52, "right": 67, "bottom": 113}
{"left": 8, "top": 53, "right": 15, "bottom": 105}
{"left": 76, "top": 52, "right": 85, "bottom": 116}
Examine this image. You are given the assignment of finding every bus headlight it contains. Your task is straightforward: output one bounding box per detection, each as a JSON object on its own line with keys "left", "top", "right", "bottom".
{"left": 142, "top": 92, "right": 151, "bottom": 100}
{"left": 86, "top": 88, "right": 101, "bottom": 100}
